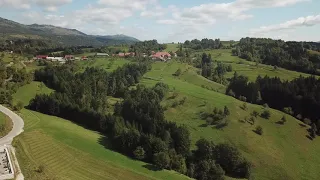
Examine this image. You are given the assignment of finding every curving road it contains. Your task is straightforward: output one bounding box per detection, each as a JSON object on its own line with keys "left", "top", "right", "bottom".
{"left": 0, "top": 105, "right": 24, "bottom": 145}
{"left": 0, "top": 104, "right": 24, "bottom": 180}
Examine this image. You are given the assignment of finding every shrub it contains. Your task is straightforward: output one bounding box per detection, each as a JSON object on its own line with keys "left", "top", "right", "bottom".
{"left": 227, "top": 89, "right": 236, "bottom": 97}
{"left": 14, "top": 101, "right": 24, "bottom": 111}
{"left": 261, "top": 110, "right": 271, "bottom": 119}
{"left": 281, "top": 116, "right": 287, "bottom": 124}
{"left": 174, "top": 68, "right": 182, "bottom": 76}
{"left": 263, "top": 103, "right": 269, "bottom": 108}
{"left": 283, "top": 107, "right": 294, "bottom": 115}
{"left": 241, "top": 103, "right": 248, "bottom": 111}
{"left": 303, "top": 118, "right": 312, "bottom": 125}
{"left": 239, "top": 96, "right": 247, "bottom": 102}
{"left": 251, "top": 110, "right": 259, "bottom": 118}
{"left": 255, "top": 126, "right": 263, "bottom": 135}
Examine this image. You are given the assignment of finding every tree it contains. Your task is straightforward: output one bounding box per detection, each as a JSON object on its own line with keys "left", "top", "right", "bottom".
{"left": 14, "top": 101, "right": 24, "bottom": 111}
{"left": 255, "top": 126, "right": 263, "bottom": 135}
{"left": 251, "top": 110, "right": 259, "bottom": 118}
{"left": 171, "top": 154, "right": 187, "bottom": 174}
{"left": 153, "top": 152, "right": 170, "bottom": 169}
{"left": 224, "top": 106, "right": 230, "bottom": 116}
{"left": 241, "top": 103, "right": 248, "bottom": 111}
{"left": 256, "top": 91, "right": 262, "bottom": 103}
{"left": 174, "top": 68, "right": 182, "bottom": 76}
{"left": 227, "top": 89, "right": 236, "bottom": 97}
{"left": 133, "top": 146, "right": 145, "bottom": 160}
{"left": 311, "top": 123, "right": 317, "bottom": 139}
{"left": 171, "top": 125, "right": 191, "bottom": 156}
{"left": 261, "top": 110, "right": 271, "bottom": 119}
{"left": 281, "top": 116, "right": 287, "bottom": 124}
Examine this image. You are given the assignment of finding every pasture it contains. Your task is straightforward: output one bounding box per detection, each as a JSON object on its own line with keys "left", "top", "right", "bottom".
{"left": 165, "top": 43, "right": 180, "bottom": 52}
{"left": 194, "top": 49, "right": 316, "bottom": 81}
{"left": 141, "top": 61, "right": 320, "bottom": 180}
{"left": 12, "top": 82, "right": 190, "bottom": 180}
{"left": 77, "top": 57, "right": 131, "bottom": 72}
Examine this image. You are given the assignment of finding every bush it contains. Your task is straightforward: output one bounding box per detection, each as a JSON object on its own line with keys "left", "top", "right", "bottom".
{"left": 251, "top": 110, "right": 259, "bottom": 118}
{"left": 255, "top": 126, "right": 263, "bottom": 135}
{"left": 227, "top": 89, "right": 236, "bottom": 97}
{"left": 241, "top": 103, "right": 248, "bottom": 111}
{"left": 261, "top": 110, "right": 271, "bottom": 119}
{"left": 239, "top": 96, "right": 247, "bottom": 102}
{"left": 34, "top": 165, "right": 45, "bottom": 173}
{"left": 263, "top": 103, "right": 269, "bottom": 108}
{"left": 283, "top": 107, "right": 294, "bottom": 115}
{"left": 14, "top": 101, "right": 24, "bottom": 111}
{"left": 174, "top": 68, "right": 182, "bottom": 76}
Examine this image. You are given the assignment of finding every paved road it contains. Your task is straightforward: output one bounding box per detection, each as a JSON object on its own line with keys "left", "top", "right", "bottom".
{"left": 0, "top": 105, "right": 24, "bottom": 180}
{"left": 0, "top": 105, "right": 24, "bottom": 145}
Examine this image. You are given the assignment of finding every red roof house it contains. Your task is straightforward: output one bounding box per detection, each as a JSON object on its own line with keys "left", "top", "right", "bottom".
{"left": 151, "top": 52, "right": 171, "bottom": 61}
{"left": 36, "top": 55, "right": 48, "bottom": 60}
{"left": 64, "top": 55, "right": 75, "bottom": 60}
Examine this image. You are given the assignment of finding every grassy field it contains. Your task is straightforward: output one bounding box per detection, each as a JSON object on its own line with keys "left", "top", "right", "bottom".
{"left": 165, "top": 44, "right": 180, "bottom": 52}
{"left": 0, "top": 112, "right": 13, "bottom": 137}
{"left": 12, "top": 82, "right": 190, "bottom": 180}
{"left": 140, "top": 61, "right": 320, "bottom": 180}
{"left": 194, "top": 49, "right": 317, "bottom": 81}
{"left": 77, "top": 57, "right": 131, "bottom": 72}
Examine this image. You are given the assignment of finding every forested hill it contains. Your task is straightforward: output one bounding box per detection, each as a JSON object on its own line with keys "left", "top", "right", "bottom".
{"left": 233, "top": 38, "right": 320, "bottom": 75}
{"left": 0, "top": 17, "right": 139, "bottom": 47}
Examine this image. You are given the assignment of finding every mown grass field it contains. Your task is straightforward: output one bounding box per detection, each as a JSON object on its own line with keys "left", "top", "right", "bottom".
{"left": 141, "top": 60, "right": 320, "bottom": 180}
{"left": 0, "top": 112, "right": 12, "bottom": 137}
{"left": 165, "top": 44, "right": 180, "bottom": 52}
{"left": 77, "top": 57, "right": 131, "bottom": 72}
{"left": 12, "top": 82, "right": 190, "bottom": 180}
{"left": 194, "top": 49, "right": 317, "bottom": 81}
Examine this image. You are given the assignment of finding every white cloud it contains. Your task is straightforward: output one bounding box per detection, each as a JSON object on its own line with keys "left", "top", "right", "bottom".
{"left": 0, "top": 0, "right": 72, "bottom": 11}
{"left": 156, "top": 0, "right": 309, "bottom": 27}
{"left": 0, "top": 0, "right": 31, "bottom": 9}
{"left": 97, "top": 0, "right": 156, "bottom": 10}
{"left": 157, "top": 19, "right": 176, "bottom": 25}
{"left": 250, "top": 14, "right": 320, "bottom": 35}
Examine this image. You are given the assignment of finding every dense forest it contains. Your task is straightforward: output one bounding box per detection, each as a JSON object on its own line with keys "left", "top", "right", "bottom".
{"left": 29, "top": 63, "right": 251, "bottom": 179}
{"left": 227, "top": 73, "right": 320, "bottom": 139}
{"left": 183, "top": 39, "right": 222, "bottom": 50}
{"left": 233, "top": 38, "right": 320, "bottom": 75}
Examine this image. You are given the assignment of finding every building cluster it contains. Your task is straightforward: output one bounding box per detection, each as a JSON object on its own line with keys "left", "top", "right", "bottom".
{"left": 35, "top": 55, "right": 81, "bottom": 63}
{"left": 35, "top": 51, "right": 176, "bottom": 63}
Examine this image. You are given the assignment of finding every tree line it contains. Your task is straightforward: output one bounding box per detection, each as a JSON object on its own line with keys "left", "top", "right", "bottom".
{"left": 129, "top": 40, "right": 167, "bottom": 55}
{"left": 227, "top": 73, "right": 320, "bottom": 139}
{"left": 233, "top": 38, "right": 320, "bottom": 75}
{"left": 183, "top": 39, "right": 222, "bottom": 50}
{"left": 29, "top": 63, "right": 251, "bottom": 179}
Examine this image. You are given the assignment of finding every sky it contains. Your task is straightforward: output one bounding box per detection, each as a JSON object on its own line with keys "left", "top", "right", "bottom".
{"left": 0, "top": 0, "right": 319, "bottom": 43}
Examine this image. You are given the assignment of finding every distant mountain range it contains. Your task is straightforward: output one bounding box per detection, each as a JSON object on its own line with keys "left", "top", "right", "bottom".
{"left": 0, "top": 17, "right": 139, "bottom": 47}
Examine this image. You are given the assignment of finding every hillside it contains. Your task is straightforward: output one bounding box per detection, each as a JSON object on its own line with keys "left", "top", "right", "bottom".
{"left": 0, "top": 17, "right": 139, "bottom": 47}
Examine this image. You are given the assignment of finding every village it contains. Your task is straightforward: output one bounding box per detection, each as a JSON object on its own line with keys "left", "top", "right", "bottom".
{"left": 34, "top": 51, "right": 176, "bottom": 63}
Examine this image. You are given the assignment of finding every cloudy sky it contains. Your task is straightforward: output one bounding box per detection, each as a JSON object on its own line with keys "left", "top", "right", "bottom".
{"left": 0, "top": 0, "right": 319, "bottom": 42}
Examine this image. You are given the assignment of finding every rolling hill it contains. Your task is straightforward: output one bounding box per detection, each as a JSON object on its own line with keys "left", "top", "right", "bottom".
{"left": 0, "top": 17, "right": 139, "bottom": 47}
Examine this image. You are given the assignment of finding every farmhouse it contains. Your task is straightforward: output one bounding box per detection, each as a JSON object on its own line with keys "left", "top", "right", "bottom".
{"left": 64, "top": 55, "right": 75, "bottom": 60}
{"left": 36, "top": 55, "right": 48, "bottom": 60}
{"left": 151, "top": 52, "right": 172, "bottom": 61}
{"left": 118, "top": 52, "right": 135, "bottom": 57}
{"left": 82, "top": 56, "right": 88, "bottom": 60}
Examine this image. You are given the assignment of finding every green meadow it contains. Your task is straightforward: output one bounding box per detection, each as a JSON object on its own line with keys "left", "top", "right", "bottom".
{"left": 8, "top": 53, "right": 320, "bottom": 180}
{"left": 140, "top": 60, "right": 320, "bottom": 180}
{"left": 13, "top": 82, "right": 190, "bottom": 180}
